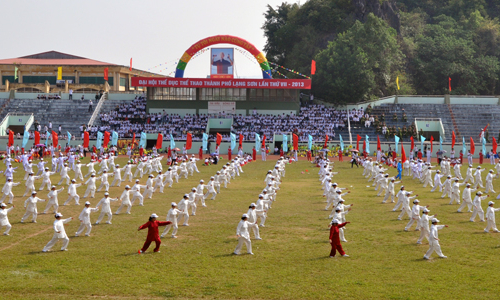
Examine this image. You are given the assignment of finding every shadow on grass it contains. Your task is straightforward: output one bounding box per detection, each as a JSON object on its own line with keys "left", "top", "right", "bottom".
{"left": 212, "top": 253, "right": 238, "bottom": 258}
{"left": 308, "top": 256, "right": 332, "bottom": 261}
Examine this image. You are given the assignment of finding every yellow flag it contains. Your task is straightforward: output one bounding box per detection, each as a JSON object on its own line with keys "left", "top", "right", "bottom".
{"left": 396, "top": 76, "right": 400, "bottom": 90}
{"left": 57, "top": 67, "right": 62, "bottom": 80}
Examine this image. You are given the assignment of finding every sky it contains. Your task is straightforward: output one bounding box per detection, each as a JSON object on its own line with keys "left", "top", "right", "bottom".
{"left": 0, "top": 0, "right": 295, "bottom": 78}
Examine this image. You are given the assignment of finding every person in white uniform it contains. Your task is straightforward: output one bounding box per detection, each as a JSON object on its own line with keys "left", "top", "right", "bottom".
{"left": 39, "top": 167, "right": 56, "bottom": 191}
{"left": 75, "top": 201, "right": 99, "bottom": 236}
{"left": 82, "top": 173, "right": 98, "bottom": 198}
{"left": 0, "top": 177, "right": 20, "bottom": 204}
{"left": 176, "top": 194, "right": 191, "bottom": 226}
{"left": 23, "top": 172, "right": 41, "bottom": 197}
{"left": 0, "top": 203, "right": 14, "bottom": 235}
{"left": 423, "top": 218, "right": 448, "bottom": 259}
{"left": 416, "top": 208, "right": 436, "bottom": 244}
{"left": 458, "top": 183, "right": 476, "bottom": 213}
{"left": 246, "top": 203, "right": 262, "bottom": 240}
{"left": 96, "top": 170, "right": 110, "bottom": 192}
{"left": 63, "top": 179, "right": 82, "bottom": 206}
{"left": 161, "top": 202, "right": 182, "bottom": 238}
{"left": 470, "top": 191, "right": 489, "bottom": 222}
{"left": 43, "top": 185, "right": 65, "bottom": 214}
{"left": 110, "top": 164, "right": 123, "bottom": 187}
{"left": 95, "top": 192, "right": 119, "bottom": 224}
{"left": 234, "top": 213, "right": 253, "bottom": 255}
{"left": 21, "top": 191, "right": 45, "bottom": 223}
{"left": 115, "top": 185, "right": 132, "bottom": 215}
{"left": 42, "top": 213, "right": 73, "bottom": 252}
{"left": 485, "top": 201, "right": 500, "bottom": 232}
{"left": 404, "top": 199, "right": 428, "bottom": 231}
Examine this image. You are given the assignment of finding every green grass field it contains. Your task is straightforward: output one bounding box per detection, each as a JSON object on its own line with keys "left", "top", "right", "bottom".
{"left": 1, "top": 157, "right": 500, "bottom": 299}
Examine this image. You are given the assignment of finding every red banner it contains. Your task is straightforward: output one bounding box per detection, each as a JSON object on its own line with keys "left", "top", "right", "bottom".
{"left": 186, "top": 133, "right": 192, "bottom": 150}
{"left": 130, "top": 58, "right": 133, "bottom": 71}
{"left": 216, "top": 133, "right": 222, "bottom": 146}
{"left": 493, "top": 137, "right": 498, "bottom": 153}
{"left": 103, "top": 131, "right": 110, "bottom": 148}
{"left": 324, "top": 135, "right": 328, "bottom": 149}
{"left": 470, "top": 137, "right": 475, "bottom": 154}
{"left": 377, "top": 135, "right": 381, "bottom": 151}
{"left": 131, "top": 133, "right": 136, "bottom": 147}
{"left": 131, "top": 77, "right": 311, "bottom": 89}
{"left": 401, "top": 143, "right": 407, "bottom": 162}
{"left": 104, "top": 67, "right": 109, "bottom": 81}
{"left": 262, "top": 135, "right": 266, "bottom": 148}
{"left": 8, "top": 130, "right": 13, "bottom": 147}
{"left": 156, "top": 133, "right": 163, "bottom": 149}
{"left": 311, "top": 60, "right": 316, "bottom": 75}
{"left": 293, "top": 134, "right": 298, "bottom": 151}
{"left": 35, "top": 131, "right": 40, "bottom": 145}
{"left": 356, "top": 135, "right": 362, "bottom": 151}
{"left": 239, "top": 134, "right": 243, "bottom": 147}
{"left": 52, "top": 131, "right": 58, "bottom": 148}
{"left": 410, "top": 136, "right": 414, "bottom": 151}
{"left": 430, "top": 136, "right": 434, "bottom": 153}
{"left": 83, "top": 132, "right": 89, "bottom": 148}
{"left": 451, "top": 131, "right": 456, "bottom": 149}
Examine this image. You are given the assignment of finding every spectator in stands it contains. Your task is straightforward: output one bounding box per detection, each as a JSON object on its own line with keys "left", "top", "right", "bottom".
{"left": 88, "top": 99, "right": 93, "bottom": 112}
{"left": 69, "top": 89, "right": 73, "bottom": 100}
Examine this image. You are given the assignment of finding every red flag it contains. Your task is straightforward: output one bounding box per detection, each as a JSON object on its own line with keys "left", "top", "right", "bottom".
{"left": 452, "top": 131, "right": 456, "bottom": 149}
{"left": 262, "top": 135, "right": 266, "bottom": 148}
{"left": 377, "top": 135, "right": 381, "bottom": 150}
{"left": 216, "top": 133, "right": 222, "bottom": 146}
{"left": 470, "top": 137, "right": 475, "bottom": 154}
{"left": 103, "top": 131, "right": 110, "bottom": 148}
{"left": 239, "top": 134, "right": 243, "bottom": 147}
{"left": 410, "top": 136, "right": 414, "bottom": 151}
{"left": 156, "top": 133, "right": 163, "bottom": 149}
{"left": 493, "top": 137, "right": 498, "bottom": 153}
{"left": 311, "top": 60, "right": 316, "bottom": 75}
{"left": 52, "top": 131, "right": 58, "bottom": 148}
{"left": 363, "top": 140, "right": 366, "bottom": 152}
{"left": 104, "top": 67, "right": 109, "bottom": 81}
{"left": 186, "top": 133, "right": 192, "bottom": 150}
{"left": 8, "top": 130, "right": 13, "bottom": 147}
{"left": 449, "top": 77, "right": 452, "bottom": 92}
{"left": 131, "top": 133, "right": 136, "bottom": 146}
{"left": 34, "top": 131, "right": 40, "bottom": 145}
{"left": 356, "top": 135, "right": 362, "bottom": 151}
{"left": 83, "top": 132, "right": 89, "bottom": 148}
{"left": 401, "top": 143, "right": 407, "bottom": 162}
{"left": 129, "top": 58, "right": 133, "bottom": 71}
{"left": 430, "top": 136, "right": 434, "bottom": 153}
{"left": 293, "top": 134, "right": 299, "bottom": 151}
{"left": 324, "top": 135, "right": 329, "bottom": 148}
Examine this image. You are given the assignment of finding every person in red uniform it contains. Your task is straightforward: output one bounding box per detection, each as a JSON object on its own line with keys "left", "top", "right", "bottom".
{"left": 137, "top": 213, "right": 172, "bottom": 253}
{"left": 252, "top": 147, "right": 256, "bottom": 161}
{"left": 329, "top": 219, "right": 350, "bottom": 258}
{"left": 338, "top": 149, "right": 343, "bottom": 161}
{"left": 139, "top": 146, "right": 144, "bottom": 157}
{"left": 198, "top": 146, "right": 203, "bottom": 160}
{"left": 417, "top": 150, "right": 423, "bottom": 159}
{"left": 228, "top": 147, "right": 232, "bottom": 160}
{"left": 280, "top": 147, "right": 284, "bottom": 157}
{"left": 460, "top": 150, "right": 463, "bottom": 164}
{"left": 167, "top": 146, "right": 171, "bottom": 158}
{"left": 479, "top": 150, "right": 484, "bottom": 165}
{"left": 307, "top": 150, "right": 312, "bottom": 161}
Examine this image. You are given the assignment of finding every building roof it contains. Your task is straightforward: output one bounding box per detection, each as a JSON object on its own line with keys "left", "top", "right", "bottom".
{"left": 0, "top": 51, "right": 118, "bottom": 66}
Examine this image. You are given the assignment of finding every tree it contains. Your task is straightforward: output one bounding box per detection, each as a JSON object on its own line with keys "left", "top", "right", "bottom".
{"left": 313, "top": 13, "right": 403, "bottom": 103}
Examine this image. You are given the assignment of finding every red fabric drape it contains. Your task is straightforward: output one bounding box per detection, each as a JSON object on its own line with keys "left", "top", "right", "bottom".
{"left": 131, "top": 133, "right": 136, "bottom": 147}
{"left": 239, "top": 134, "right": 243, "bottom": 147}
{"left": 104, "top": 67, "right": 109, "bottom": 81}
{"left": 410, "top": 136, "right": 414, "bottom": 151}
{"left": 356, "top": 135, "right": 362, "bottom": 151}
{"left": 401, "top": 143, "right": 407, "bottom": 162}
{"left": 216, "top": 133, "right": 222, "bottom": 146}
{"left": 186, "top": 133, "right": 192, "bottom": 150}
{"left": 311, "top": 60, "right": 316, "bottom": 75}
{"left": 262, "top": 135, "right": 266, "bottom": 148}
{"left": 156, "top": 133, "right": 163, "bottom": 149}
{"left": 83, "top": 132, "right": 89, "bottom": 148}
{"left": 103, "top": 131, "right": 110, "bottom": 148}
{"left": 377, "top": 135, "right": 381, "bottom": 150}
{"left": 451, "top": 131, "right": 456, "bottom": 149}
{"left": 324, "top": 135, "right": 329, "bottom": 148}
{"left": 52, "top": 131, "right": 58, "bottom": 148}
{"left": 470, "top": 137, "right": 475, "bottom": 154}
{"left": 34, "top": 131, "right": 40, "bottom": 145}
{"left": 493, "top": 137, "right": 498, "bottom": 153}
{"left": 293, "top": 134, "right": 299, "bottom": 151}
{"left": 8, "top": 130, "right": 13, "bottom": 146}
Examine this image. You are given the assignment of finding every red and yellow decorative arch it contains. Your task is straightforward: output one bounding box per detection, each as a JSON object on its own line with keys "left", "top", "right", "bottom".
{"left": 174, "top": 35, "right": 272, "bottom": 79}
